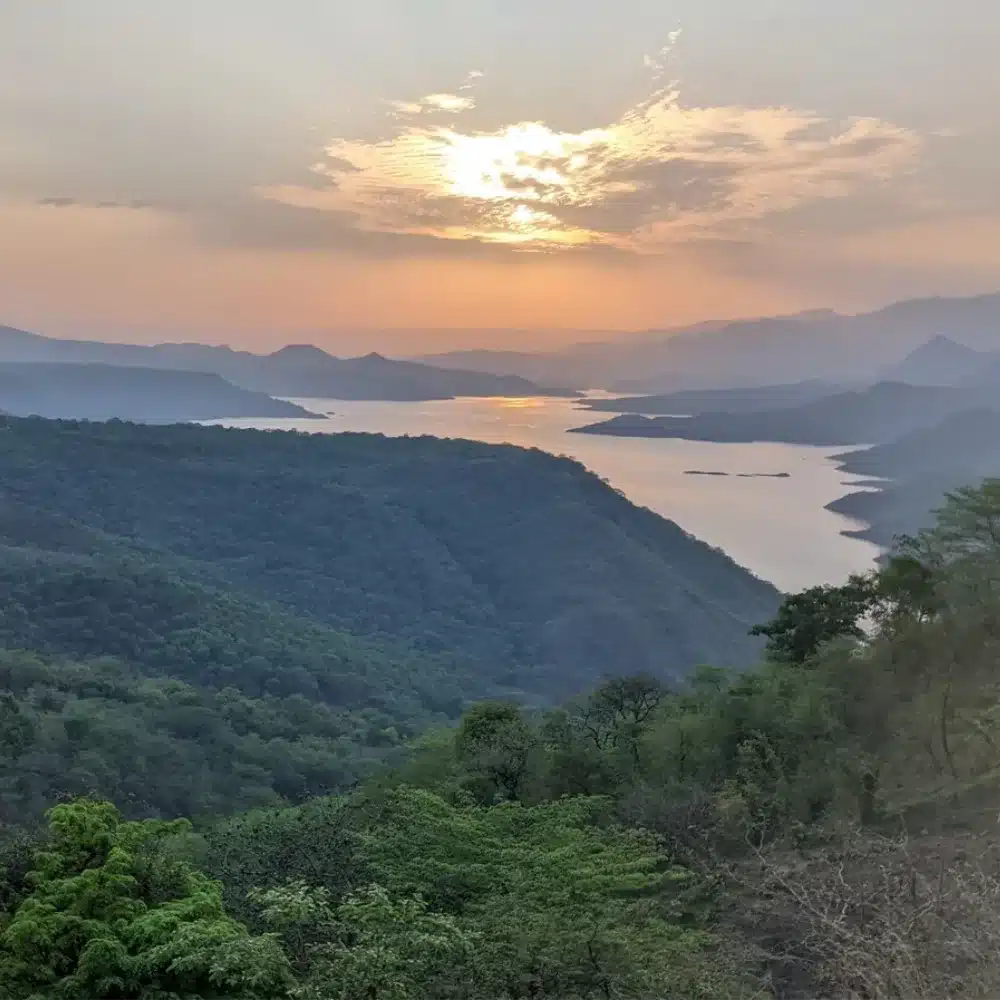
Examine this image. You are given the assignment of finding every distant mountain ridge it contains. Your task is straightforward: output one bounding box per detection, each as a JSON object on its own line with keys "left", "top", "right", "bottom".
{"left": 878, "top": 335, "right": 993, "bottom": 386}
{"left": 572, "top": 381, "right": 986, "bottom": 446}
{"left": 0, "top": 326, "right": 580, "bottom": 402}
{"left": 829, "top": 409, "right": 1000, "bottom": 546}
{"left": 420, "top": 292, "right": 1000, "bottom": 392}
{"left": 0, "top": 362, "right": 315, "bottom": 422}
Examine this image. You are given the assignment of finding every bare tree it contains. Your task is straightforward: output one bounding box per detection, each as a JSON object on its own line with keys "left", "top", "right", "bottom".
{"left": 743, "top": 830, "right": 1000, "bottom": 999}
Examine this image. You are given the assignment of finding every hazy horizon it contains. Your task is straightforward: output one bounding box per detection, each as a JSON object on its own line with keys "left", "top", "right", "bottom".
{"left": 3, "top": 2, "right": 999, "bottom": 353}
{"left": 6, "top": 291, "right": 999, "bottom": 359}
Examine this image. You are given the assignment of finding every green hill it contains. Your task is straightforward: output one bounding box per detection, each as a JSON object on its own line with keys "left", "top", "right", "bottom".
{"left": 0, "top": 416, "right": 777, "bottom": 815}
{"left": 0, "top": 417, "right": 776, "bottom": 692}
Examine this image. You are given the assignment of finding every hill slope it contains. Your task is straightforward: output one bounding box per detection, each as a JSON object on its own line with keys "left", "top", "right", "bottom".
{"left": 829, "top": 409, "right": 1000, "bottom": 545}
{"left": 0, "top": 362, "right": 315, "bottom": 422}
{"left": 572, "top": 382, "right": 982, "bottom": 446}
{"left": 878, "top": 335, "right": 991, "bottom": 386}
{"left": 579, "top": 380, "right": 841, "bottom": 415}
{"left": 0, "top": 417, "right": 777, "bottom": 697}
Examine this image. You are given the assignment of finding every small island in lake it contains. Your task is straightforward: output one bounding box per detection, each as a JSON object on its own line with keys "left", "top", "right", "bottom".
{"left": 683, "top": 470, "right": 790, "bottom": 479}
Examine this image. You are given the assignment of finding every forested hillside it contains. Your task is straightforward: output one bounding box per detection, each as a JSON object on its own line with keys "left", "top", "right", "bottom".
{"left": 0, "top": 416, "right": 776, "bottom": 817}
{"left": 4, "top": 483, "right": 1000, "bottom": 997}
{"left": 0, "top": 417, "right": 775, "bottom": 690}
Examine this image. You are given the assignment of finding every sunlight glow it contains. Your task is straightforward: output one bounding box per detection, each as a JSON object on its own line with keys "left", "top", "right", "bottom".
{"left": 496, "top": 397, "right": 547, "bottom": 409}
{"left": 260, "top": 43, "right": 921, "bottom": 253}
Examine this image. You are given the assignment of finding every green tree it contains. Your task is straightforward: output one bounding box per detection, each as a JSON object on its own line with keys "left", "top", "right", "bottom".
{"left": 750, "top": 575, "right": 875, "bottom": 664}
{"left": 360, "top": 787, "right": 746, "bottom": 998}
{"left": 252, "top": 881, "right": 474, "bottom": 1000}
{"left": 0, "top": 798, "right": 291, "bottom": 999}
{"left": 873, "top": 551, "right": 942, "bottom": 627}
{"left": 190, "top": 795, "right": 364, "bottom": 927}
{"left": 454, "top": 702, "right": 535, "bottom": 803}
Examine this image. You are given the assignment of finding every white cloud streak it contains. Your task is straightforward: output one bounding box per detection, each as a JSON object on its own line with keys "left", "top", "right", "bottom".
{"left": 262, "top": 54, "right": 922, "bottom": 254}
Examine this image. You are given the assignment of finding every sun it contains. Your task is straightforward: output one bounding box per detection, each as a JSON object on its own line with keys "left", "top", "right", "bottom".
{"left": 436, "top": 122, "right": 608, "bottom": 245}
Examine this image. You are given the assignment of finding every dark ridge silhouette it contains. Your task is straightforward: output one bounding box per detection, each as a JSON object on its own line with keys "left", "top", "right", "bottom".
{"left": 579, "top": 379, "right": 841, "bottom": 415}
{"left": 571, "top": 381, "right": 988, "bottom": 446}
{"left": 0, "top": 325, "right": 581, "bottom": 401}
{"left": 0, "top": 362, "right": 316, "bottom": 422}
{"left": 830, "top": 409, "right": 1000, "bottom": 545}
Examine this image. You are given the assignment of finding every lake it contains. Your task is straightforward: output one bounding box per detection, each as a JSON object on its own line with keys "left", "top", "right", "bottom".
{"left": 211, "top": 394, "right": 881, "bottom": 593}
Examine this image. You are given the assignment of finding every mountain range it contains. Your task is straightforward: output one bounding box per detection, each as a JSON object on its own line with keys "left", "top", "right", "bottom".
{"left": 0, "top": 326, "right": 579, "bottom": 403}
{"left": 876, "top": 334, "right": 992, "bottom": 386}
{"left": 421, "top": 292, "right": 1000, "bottom": 392}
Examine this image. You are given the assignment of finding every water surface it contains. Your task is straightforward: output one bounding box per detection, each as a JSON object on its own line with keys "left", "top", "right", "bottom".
{"left": 212, "top": 394, "right": 880, "bottom": 592}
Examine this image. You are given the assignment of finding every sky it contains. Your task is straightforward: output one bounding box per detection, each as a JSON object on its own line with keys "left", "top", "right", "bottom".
{"left": 1, "top": 1, "right": 999, "bottom": 354}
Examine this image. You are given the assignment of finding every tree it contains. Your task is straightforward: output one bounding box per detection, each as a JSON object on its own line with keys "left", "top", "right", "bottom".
{"left": 251, "top": 881, "right": 474, "bottom": 1000}
{"left": 454, "top": 702, "right": 534, "bottom": 803}
{"left": 582, "top": 674, "right": 665, "bottom": 766}
{"left": 926, "top": 480, "right": 1000, "bottom": 564}
{"left": 358, "top": 787, "right": 747, "bottom": 998}
{"left": 0, "top": 798, "right": 291, "bottom": 999}
{"left": 750, "top": 575, "right": 875, "bottom": 664}
{"left": 191, "top": 796, "right": 364, "bottom": 927}
{"left": 873, "top": 551, "right": 941, "bottom": 626}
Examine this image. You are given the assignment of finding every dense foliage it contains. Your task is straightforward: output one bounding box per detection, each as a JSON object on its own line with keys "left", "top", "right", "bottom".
{"left": 7, "top": 417, "right": 1000, "bottom": 996}
{"left": 0, "top": 417, "right": 774, "bottom": 693}
{"left": 0, "top": 650, "right": 405, "bottom": 823}
{"left": 0, "top": 800, "right": 290, "bottom": 998}
{"left": 0, "top": 416, "right": 774, "bottom": 817}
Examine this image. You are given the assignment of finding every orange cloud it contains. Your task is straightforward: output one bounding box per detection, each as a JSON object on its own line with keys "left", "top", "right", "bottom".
{"left": 261, "top": 70, "right": 921, "bottom": 253}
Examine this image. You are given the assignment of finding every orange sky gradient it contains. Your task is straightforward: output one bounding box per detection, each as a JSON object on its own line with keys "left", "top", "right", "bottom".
{"left": 2, "top": 2, "right": 998, "bottom": 354}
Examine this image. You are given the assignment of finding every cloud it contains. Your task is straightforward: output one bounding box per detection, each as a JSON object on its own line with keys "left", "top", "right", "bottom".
{"left": 21, "top": 52, "right": 922, "bottom": 266}
{"left": 260, "top": 68, "right": 922, "bottom": 255}
{"left": 387, "top": 92, "right": 475, "bottom": 117}
{"left": 386, "top": 71, "right": 483, "bottom": 118}
{"left": 423, "top": 93, "right": 476, "bottom": 112}
{"left": 643, "top": 28, "right": 682, "bottom": 80}
{"left": 37, "top": 197, "right": 159, "bottom": 210}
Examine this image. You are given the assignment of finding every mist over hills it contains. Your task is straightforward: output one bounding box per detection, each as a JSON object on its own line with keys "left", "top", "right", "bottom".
{"left": 0, "top": 326, "right": 578, "bottom": 402}
{"left": 421, "top": 292, "right": 1000, "bottom": 392}
{"left": 6, "top": 290, "right": 998, "bottom": 410}
{"left": 552, "top": 294, "right": 1000, "bottom": 555}
{"left": 877, "top": 334, "right": 991, "bottom": 386}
